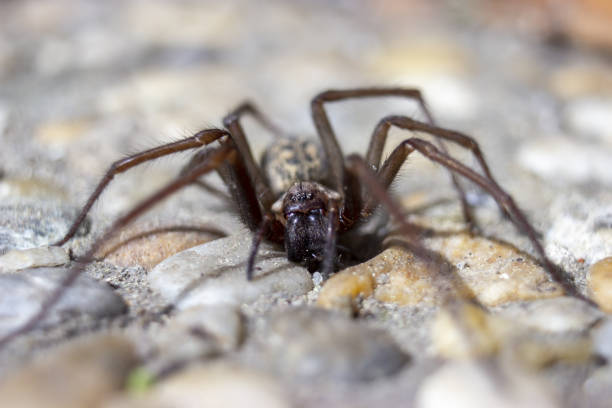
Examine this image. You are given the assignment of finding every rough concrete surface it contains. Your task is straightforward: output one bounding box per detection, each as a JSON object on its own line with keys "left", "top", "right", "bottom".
{"left": 0, "top": 1, "right": 611, "bottom": 407}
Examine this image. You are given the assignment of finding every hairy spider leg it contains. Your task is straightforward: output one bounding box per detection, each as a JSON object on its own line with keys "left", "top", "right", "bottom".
{"left": 53, "top": 129, "right": 230, "bottom": 246}
{"left": 181, "top": 102, "right": 286, "bottom": 204}
{"left": 311, "top": 87, "right": 473, "bottom": 226}
{"left": 362, "top": 115, "right": 498, "bottom": 216}
{"left": 223, "top": 105, "right": 276, "bottom": 211}
{"left": 0, "top": 142, "right": 235, "bottom": 349}
{"left": 350, "top": 138, "right": 594, "bottom": 305}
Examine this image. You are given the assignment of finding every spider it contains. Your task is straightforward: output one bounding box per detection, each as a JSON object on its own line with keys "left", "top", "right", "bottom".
{"left": 0, "top": 87, "right": 592, "bottom": 348}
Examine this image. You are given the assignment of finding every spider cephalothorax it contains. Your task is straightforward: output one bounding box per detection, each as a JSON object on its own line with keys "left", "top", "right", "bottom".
{"left": 273, "top": 181, "right": 341, "bottom": 271}
{"left": 0, "top": 87, "right": 593, "bottom": 349}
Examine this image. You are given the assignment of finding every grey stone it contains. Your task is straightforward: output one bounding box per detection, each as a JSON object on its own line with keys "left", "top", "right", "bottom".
{"left": 517, "top": 137, "right": 612, "bottom": 186}
{"left": 0, "top": 334, "right": 137, "bottom": 408}
{"left": 495, "top": 297, "right": 602, "bottom": 333}
{"left": 0, "top": 267, "right": 127, "bottom": 335}
{"left": 583, "top": 366, "right": 612, "bottom": 408}
{"left": 0, "top": 246, "right": 69, "bottom": 272}
{"left": 129, "top": 362, "right": 291, "bottom": 408}
{"left": 149, "top": 230, "right": 313, "bottom": 309}
{"left": 0, "top": 204, "right": 80, "bottom": 255}
{"left": 251, "top": 307, "right": 409, "bottom": 382}
{"left": 564, "top": 97, "right": 612, "bottom": 144}
{"left": 146, "top": 305, "right": 244, "bottom": 376}
{"left": 416, "top": 361, "right": 559, "bottom": 408}
{"left": 592, "top": 318, "right": 612, "bottom": 360}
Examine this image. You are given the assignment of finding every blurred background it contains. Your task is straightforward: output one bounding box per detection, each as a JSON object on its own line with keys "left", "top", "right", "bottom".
{"left": 1, "top": 1, "right": 611, "bottom": 407}
{"left": 1, "top": 0, "right": 611, "bottom": 253}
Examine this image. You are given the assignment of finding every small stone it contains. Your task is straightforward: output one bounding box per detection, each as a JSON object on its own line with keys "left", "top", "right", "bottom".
{"left": 0, "top": 204, "right": 78, "bottom": 253}
{"left": 593, "top": 318, "right": 612, "bottom": 360}
{"left": 251, "top": 307, "right": 409, "bottom": 381}
{"left": 584, "top": 366, "right": 612, "bottom": 408}
{"left": 149, "top": 231, "right": 313, "bottom": 309}
{"left": 36, "top": 119, "right": 92, "bottom": 146}
{"left": 544, "top": 195, "right": 611, "bottom": 265}
{"left": 319, "top": 234, "right": 563, "bottom": 310}
{"left": 0, "top": 246, "right": 69, "bottom": 272}
{"left": 316, "top": 267, "right": 376, "bottom": 310}
{"left": 0, "top": 267, "right": 127, "bottom": 335}
{"left": 496, "top": 297, "right": 602, "bottom": 333}
{"left": 0, "top": 334, "right": 137, "bottom": 408}
{"left": 588, "top": 257, "right": 612, "bottom": 313}
{"left": 550, "top": 65, "right": 612, "bottom": 99}
{"left": 97, "top": 219, "right": 225, "bottom": 270}
{"left": 512, "top": 336, "right": 593, "bottom": 368}
{"left": 564, "top": 98, "right": 612, "bottom": 143}
{"left": 432, "top": 302, "right": 501, "bottom": 358}
{"left": 416, "top": 361, "right": 559, "bottom": 408}
{"left": 146, "top": 305, "right": 243, "bottom": 376}
{"left": 0, "top": 177, "right": 67, "bottom": 201}
{"left": 137, "top": 362, "right": 291, "bottom": 408}
{"left": 517, "top": 137, "right": 612, "bottom": 186}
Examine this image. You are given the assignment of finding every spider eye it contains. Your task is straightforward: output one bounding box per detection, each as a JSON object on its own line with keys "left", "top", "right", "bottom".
{"left": 309, "top": 209, "right": 323, "bottom": 216}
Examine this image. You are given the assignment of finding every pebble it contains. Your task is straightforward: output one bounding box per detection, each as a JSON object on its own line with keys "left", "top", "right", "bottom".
{"left": 495, "top": 297, "right": 602, "bottom": 333}
{"left": 431, "top": 302, "right": 502, "bottom": 358}
{"left": 0, "top": 101, "right": 8, "bottom": 136}
{"left": 592, "top": 317, "right": 612, "bottom": 360}
{"left": 416, "top": 360, "right": 559, "bottom": 408}
{"left": 149, "top": 231, "right": 313, "bottom": 309}
{"left": 0, "top": 177, "right": 67, "bottom": 202}
{"left": 431, "top": 300, "right": 595, "bottom": 364}
{"left": 251, "top": 307, "right": 409, "bottom": 382}
{"left": 511, "top": 336, "right": 593, "bottom": 369}
{"left": 583, "top": 366, "right": 612, "bottom": 408}
{"left": 108, "top": 362, "right": 291, "bottom": 408}
{"left": 98, "top": 219, "right": 225, "bottom": 270}
{"left": 0, "top": 246, "right": 69, "bottom": 272}
{"left": 0, "top": 334, "right": 137, "bottom": 408}
{"left": 544, "top": 195, "right": 612, "bottom": 266}
{"left": 35, "top": 119, "right": 92, "bottom": 146}
{"left": 0, "top": 267, "right": 127, "bottom": 335}
{"left": 564, "top": 98, "right": 612, "bottom": 144}
{"left": 145, "top": 305, "right": 243, "bottom": 377}
{"left": 0, "top": 204, "right": 79, "bottom": 253}
{"left": 550, "top": 65, "right": 612, "bottom": 99}
{"left": 517, "top": 137, "right": 612, "bottom": 186}
{"left": 318, "top": 234, "right": 563, "bottom": 310}
{"left": 588, "top": 257, "right": 612, "bottom": 313}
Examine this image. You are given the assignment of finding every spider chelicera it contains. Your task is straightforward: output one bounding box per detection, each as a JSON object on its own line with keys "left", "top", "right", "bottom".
{"left": 0, "top": 87, "right": 592, "bottom": 348}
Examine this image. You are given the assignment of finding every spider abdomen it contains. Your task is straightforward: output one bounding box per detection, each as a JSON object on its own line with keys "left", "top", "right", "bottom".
{"left": 260, "top": 138, "right": 328, "bottom": 197}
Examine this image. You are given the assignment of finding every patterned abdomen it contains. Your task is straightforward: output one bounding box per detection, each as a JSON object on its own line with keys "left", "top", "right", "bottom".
{"left": 260, "top": 138, "right": 328, "bottom": 197}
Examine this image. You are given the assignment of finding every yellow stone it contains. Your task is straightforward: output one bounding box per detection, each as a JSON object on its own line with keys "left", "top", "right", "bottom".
{"left": 36, "top": 119, "right": 92, "bottom": 145}
{"left": 98, "top": 221, "right": 223, "bottom": 271}
{"left": 318, "top": 233, "right": 564, "bottom": 310}
{"left": 588, "top": 257, "right": 612, "bottom": 313}
{"left": 317, "top": 268, "right": 376, "bottom": 310}
{"left": 432, "top": 302, "right": 502, "bottom": 358}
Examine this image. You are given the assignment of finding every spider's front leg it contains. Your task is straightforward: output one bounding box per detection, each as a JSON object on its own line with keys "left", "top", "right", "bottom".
{"left": 54, "top": 129, "right": 229, "bottom": 246}
{"left": 0, "top": 140, "right": 236, "bottom": 349}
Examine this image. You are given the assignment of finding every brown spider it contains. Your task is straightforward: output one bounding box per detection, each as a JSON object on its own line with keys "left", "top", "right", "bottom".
{"left": 0, "top": 87, "right": 592, "bottom": 348}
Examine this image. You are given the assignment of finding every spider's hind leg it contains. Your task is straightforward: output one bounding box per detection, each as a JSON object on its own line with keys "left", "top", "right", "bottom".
{"left": 348, "top": 138, "right": 593, "bottom": 305}
{"left": 54, "top": 129, "right": 229, "bottom": 246}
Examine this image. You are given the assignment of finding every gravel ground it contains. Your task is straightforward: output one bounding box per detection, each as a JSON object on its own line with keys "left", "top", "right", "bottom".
{"left": 0, "top": 1, "right": 611, "bottom": 407}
